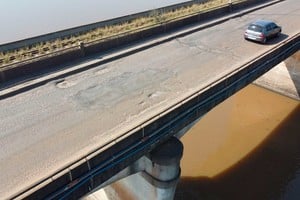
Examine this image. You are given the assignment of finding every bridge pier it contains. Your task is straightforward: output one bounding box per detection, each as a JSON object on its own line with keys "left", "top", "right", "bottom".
{"left": 83, "top": 137, "right": 183, "bottom": 200}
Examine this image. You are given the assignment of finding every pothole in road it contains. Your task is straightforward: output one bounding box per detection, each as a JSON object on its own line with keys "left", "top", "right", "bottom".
{"left": 95, "top": 67, "right": 111, "bottom": 75}
{"left": 56, "top": 79, "right": 77, "bottom": 88}
{"left": 148, "top": 91, "right": 164, "bottom": 98}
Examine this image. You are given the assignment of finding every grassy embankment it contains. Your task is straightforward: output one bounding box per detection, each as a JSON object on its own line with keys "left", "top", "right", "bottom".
{"left": 0, "top": 0, "right": 230, "bottom": 68}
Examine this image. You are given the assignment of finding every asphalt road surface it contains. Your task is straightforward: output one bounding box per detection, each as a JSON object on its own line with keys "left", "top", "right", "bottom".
{"left": 0, "top": 0, "right": 299, "bottom": 198}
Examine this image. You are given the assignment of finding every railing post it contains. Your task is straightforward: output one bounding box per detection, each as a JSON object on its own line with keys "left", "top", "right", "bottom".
{"left": 0, "top": 71, "right": 5, "bottom": 83}
{"left": 79, "top": 41, "right": 85, "bottom": 57}
{"left": 228, "top": 0, "right": 233, "bottom": 12}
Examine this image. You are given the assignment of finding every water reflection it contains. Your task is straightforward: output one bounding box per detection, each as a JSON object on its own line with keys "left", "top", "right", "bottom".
{"left": 176, "top": 85, "right": 300, "bottom": 200}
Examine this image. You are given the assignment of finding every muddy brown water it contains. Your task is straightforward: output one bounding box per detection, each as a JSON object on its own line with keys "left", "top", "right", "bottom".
{"left": 175, "top": 84, "right": 300, "bottom": 200}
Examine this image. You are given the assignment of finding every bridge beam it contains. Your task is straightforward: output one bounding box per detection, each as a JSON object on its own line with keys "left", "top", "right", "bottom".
{"left": 84, "top": 137, "right": 183, "bottom": 200}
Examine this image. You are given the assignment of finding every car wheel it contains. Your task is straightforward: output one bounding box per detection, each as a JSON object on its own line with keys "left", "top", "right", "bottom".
{"left": 276, "top": 31, "right": 281, "bottom": 37}
{"left": 262, "top": 37, "right": 267, "bottom": 44}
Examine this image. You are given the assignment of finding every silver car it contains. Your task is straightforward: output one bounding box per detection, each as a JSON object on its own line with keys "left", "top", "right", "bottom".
{"left": 244, "top": 20, "right": 282, "bottom": 43}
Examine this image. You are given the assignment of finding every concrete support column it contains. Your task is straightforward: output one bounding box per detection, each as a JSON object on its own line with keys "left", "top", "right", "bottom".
{"left": 142, "top": 137, "right": 183, "bottom": 200}
{"left": 83, "top": 137, "right": 183, "bottom": 200}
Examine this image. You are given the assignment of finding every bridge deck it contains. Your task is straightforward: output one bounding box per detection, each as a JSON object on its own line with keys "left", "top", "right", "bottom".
{"left": 0, "top": 0, "right": 299, "bottom": 198}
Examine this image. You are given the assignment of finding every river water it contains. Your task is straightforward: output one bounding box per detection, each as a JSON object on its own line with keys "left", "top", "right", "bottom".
{"left": 176, "top": 84, "right": 300, "bottom": 200}
{"left": 0, "top": 0, "right": 189, "bottom": 45}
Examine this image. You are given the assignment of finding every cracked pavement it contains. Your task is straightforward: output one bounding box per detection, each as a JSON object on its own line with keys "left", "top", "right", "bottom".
{"left": 0, "top": 0, "right": 300, "bottom": 198}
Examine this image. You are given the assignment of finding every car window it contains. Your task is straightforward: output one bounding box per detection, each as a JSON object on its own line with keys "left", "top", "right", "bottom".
{"left": 248, "top": 24, "right": 263, "bottom": 32}
{"left": 270, "top": 23, "right": 277, "bottom": 29}
{"left": 266, "top": 25, "right": 272, "bottom": 31}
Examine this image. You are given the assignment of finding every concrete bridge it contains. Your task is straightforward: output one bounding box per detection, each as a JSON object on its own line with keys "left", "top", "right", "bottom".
{"left": 0, "top": 0, "right": 299, "bottom": 199}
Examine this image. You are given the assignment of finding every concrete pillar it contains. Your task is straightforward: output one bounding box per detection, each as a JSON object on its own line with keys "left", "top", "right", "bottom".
{"left": 83, "top": 137, "right": 183, "bottom": 200}
{"left": 142, "top": 137, "right": 183, "bottom": 200}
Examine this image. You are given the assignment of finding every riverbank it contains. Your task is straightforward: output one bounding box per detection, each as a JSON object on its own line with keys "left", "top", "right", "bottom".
{"left": 254, "top": 51, "right": 300, "bottom": 100}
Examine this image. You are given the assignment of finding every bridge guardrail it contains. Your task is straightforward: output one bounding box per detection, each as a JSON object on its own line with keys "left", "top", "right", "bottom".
{"left": 0, "top": 1, "right": 236, "bottom": 67}
{"left": 0, "top": 0, "right": 280, "bottom": 83}
{"left": 0, "top": 0, "right": 208, "bottom": 53}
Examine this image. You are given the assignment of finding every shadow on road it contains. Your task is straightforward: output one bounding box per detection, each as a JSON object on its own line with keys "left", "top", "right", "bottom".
{"left": 245, "top": 33, "right": 289, "bottom": 45}
{"left": 266, "top": 33, "right": 289, "bottom": 45}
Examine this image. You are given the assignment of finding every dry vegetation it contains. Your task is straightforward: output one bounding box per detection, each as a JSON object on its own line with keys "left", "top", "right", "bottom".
{"left": 0, "top": 0, "right": 234, "bottom": 68}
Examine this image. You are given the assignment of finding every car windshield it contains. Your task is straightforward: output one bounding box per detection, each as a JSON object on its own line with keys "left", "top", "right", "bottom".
{"left": 248, "top": 24, "right": 263, "bottom": 32}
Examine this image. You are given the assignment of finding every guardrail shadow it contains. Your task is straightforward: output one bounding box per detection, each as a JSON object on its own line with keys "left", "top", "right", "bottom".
{"left": 175, "top": 104, "right": 300, "bottom": 200}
